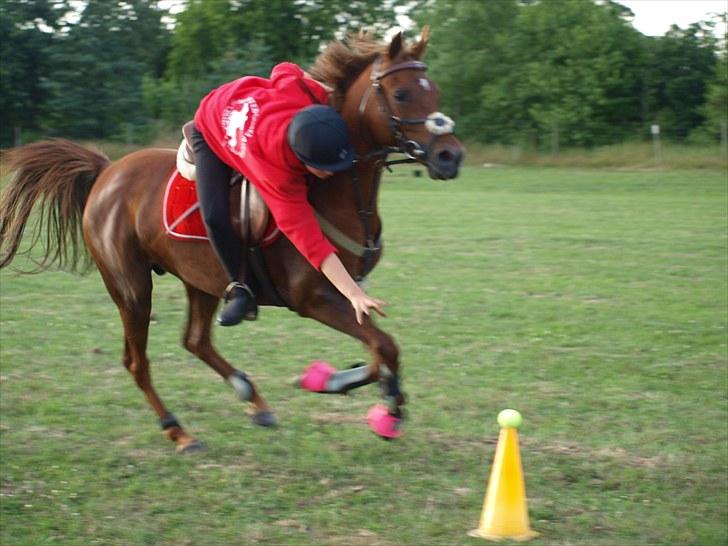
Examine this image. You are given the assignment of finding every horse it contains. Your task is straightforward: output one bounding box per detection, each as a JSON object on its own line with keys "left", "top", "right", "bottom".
{"left": 0, "top": 29, "right": 464, "bottom": 452}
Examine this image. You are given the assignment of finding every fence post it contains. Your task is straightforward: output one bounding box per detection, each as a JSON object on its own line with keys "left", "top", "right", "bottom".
{"left": 651, "top": 124, "right": 661, "bottom": 167}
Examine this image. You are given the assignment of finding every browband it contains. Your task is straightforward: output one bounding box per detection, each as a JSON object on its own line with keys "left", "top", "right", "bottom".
{"left": 373, "top": 60, "right": 427, "bottom": 81}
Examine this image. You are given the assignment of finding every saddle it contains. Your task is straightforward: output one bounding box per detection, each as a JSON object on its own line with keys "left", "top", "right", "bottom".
{"left": 173, "top": 121, "right": 275, "bottom": 245}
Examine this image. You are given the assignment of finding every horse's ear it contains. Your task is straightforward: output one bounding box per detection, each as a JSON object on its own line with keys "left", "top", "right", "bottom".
{"left": 412, "top": 26, "right": 430, "bottom": 59}
{"left": 388, "top": 31, "right": 403, "bottom": 60}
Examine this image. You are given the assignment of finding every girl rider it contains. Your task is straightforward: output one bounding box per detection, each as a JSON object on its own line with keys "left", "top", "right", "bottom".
{"left": 191, "top": 62, "right": 386, "bottom": 326}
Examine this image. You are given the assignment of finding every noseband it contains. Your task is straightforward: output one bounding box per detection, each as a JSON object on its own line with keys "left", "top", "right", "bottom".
{"left": 358, "top": 58, "right": 455, "bottom": 167}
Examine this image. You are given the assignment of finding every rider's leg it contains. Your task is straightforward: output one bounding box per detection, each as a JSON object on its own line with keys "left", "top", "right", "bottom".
{"left": 189, "top": 125, "right": 257, "bottom": 326}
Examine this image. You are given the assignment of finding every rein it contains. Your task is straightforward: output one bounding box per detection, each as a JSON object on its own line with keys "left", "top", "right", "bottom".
{"left": 348, "top": 161, "right": 381, "bottom": 281}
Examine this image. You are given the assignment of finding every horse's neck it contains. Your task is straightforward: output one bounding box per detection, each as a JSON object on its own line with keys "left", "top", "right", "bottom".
{"left": 310, "top": 66, "right": 388, "bottom": 229}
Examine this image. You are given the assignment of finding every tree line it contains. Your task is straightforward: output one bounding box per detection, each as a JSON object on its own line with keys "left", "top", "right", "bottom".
{"left": 1, "top": 0, "right": 726, "bottom": 149}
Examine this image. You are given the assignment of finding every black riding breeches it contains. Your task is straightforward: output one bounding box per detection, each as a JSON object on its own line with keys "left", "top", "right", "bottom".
{"left": 188, "top": 125, "right": 241, "bottom": 285}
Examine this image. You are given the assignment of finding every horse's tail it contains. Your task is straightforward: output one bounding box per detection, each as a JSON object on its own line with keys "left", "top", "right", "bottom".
{"left": 0, "top": 139, "right": 110, "bottom": 272}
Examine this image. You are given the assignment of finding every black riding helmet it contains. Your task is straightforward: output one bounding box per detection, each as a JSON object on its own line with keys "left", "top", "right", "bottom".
{"left": 287, "top": 105, "right": 354, "bottom": 172}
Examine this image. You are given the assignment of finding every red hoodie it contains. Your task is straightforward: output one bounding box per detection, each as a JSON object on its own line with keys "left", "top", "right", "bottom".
{"left": 194, "top": 62, "right": 336, "bottom": 270}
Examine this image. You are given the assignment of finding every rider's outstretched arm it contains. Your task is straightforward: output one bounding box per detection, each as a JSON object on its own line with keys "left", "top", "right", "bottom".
{"left": 320, "top": 253, "right": 387, "bottom": 325}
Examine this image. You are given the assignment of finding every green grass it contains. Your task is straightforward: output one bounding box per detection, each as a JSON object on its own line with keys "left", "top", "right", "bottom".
{"left": 1, "top": 166, "right": 726, "bottom": 545}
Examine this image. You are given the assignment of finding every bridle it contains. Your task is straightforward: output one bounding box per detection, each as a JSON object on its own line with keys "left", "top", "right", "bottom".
{"left": 319, "top": 57, "right": 457, "bottom": 281}
{"left": 357, "top": 57, "right": 455, "bottom": 168}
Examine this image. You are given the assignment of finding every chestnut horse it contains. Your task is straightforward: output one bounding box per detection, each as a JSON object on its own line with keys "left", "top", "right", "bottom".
{"left": 0, "top": 30, "right": 463, "bottom": 451}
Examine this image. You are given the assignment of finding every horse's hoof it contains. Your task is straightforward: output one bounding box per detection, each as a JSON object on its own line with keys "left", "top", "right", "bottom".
{"left": 177, "top": 440, "right": 206, "bottom": 454}
{"left": 367, "top": 404, "right": 403, "bottom": 439}
{"left": 252, "top": 410, "right": 277, "bottom": 427}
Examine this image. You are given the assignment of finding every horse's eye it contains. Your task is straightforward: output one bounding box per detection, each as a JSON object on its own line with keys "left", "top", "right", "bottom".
{"left": 393, "top": 89, "right": 411, "bottom": 103}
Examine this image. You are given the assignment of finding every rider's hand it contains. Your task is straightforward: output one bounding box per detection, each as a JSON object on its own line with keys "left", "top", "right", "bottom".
{"left": 321, "top": 253, "right": 388, "bottom": 325}
{"left": 348, "top": 292, "right": 387, "bottom": 325}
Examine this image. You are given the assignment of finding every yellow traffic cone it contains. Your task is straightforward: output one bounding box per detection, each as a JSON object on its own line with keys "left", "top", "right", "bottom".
{"left": 468, "top": 409, "right": 539, "bottom": 541}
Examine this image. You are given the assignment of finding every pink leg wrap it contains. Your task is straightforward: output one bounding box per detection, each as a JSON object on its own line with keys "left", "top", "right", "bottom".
{"left": 299, "top": 360, "right": 337, "bottom": 393}
{"left": 367, "top": 404, "right": 403, "bottom": 439}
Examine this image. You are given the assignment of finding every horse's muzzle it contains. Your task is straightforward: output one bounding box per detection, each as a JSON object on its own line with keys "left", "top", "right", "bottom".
{"left": 427, "top": 144, "right": 463, "bottom": 180}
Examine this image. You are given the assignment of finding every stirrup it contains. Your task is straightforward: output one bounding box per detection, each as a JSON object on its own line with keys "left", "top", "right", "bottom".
{"left": 223, "top": 281, "right": 255, "bottom": 302}
{"left": 218, "top": 281, "right": 258, "bottom": 326}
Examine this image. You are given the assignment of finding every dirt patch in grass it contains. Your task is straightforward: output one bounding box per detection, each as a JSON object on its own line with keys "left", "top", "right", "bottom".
{"left": 524, "top": 438, "right": 682, "bottom": 469}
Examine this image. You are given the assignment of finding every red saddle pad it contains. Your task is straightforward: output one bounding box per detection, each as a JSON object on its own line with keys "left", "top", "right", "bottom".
{"left": 162, "top": 170, "right": 280, "bottom": 245}
{"left": 163, "top": 170, "right": 209, "bottom": 241}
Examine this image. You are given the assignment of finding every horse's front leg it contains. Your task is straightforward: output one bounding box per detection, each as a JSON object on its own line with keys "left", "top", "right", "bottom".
{"left": 296, "top": 282, "right": 406, "bottom": 429}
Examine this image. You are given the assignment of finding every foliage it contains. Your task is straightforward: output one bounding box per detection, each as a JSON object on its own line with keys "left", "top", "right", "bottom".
{"left": 0, "top": 0, "right": 169, "bottom": 143}
{"left": 410, "top": 0, "right": 519, "bottom": 140}
{"left": 506, "top": 0, "right": 646, "bottom": 147}
{"left": 417, "top": 0, "right": 720, "bottom": 147}
{"left": 644, "top": 22, "right": 719, "bottom": 140}
{"left": 166, "top": 0, "right": 398, "bottom": 81}
{"left": 0, "top": 0, "right": 725, "bottom": 146}
{"left": 42, "top": 1, "right": 169, "bottom": 140}
{"left": 691, "top": 15, "right": 728, "bottom": 143}
{"left": 144, "top": 39, "right": 275, "bottom": 126}
{"left": 0, "top": 0, "right": 70, "bottom": 144}
{"left": 148, "top": 0, "right": 401, "bottom": 126}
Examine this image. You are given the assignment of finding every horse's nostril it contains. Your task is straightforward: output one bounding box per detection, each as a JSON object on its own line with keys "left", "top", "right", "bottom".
{"left": 430, "top": 147, "right": 463, "bottom": 179}
{"left": 437, "top": 150, "right": 454, "bottom": 163}
{"left": 436, "top": 149, "right": 464, "bottom": 166}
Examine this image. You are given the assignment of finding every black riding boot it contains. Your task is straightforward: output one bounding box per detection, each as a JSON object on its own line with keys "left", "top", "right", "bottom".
{"left": 218, "top": 282, "right": 258, "bottom": 326}
{"left": 189, "top": 126, "right": 258, "bottom": 326}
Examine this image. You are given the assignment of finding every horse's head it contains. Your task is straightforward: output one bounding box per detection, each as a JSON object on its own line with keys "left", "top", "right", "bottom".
{"left": 349, "top": 28, "right": 464, "bottom": 180}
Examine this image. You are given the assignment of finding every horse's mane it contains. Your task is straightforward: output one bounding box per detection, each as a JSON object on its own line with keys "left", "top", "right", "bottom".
{"left": 309, "top": 31, "right": 418, "bottom": 104}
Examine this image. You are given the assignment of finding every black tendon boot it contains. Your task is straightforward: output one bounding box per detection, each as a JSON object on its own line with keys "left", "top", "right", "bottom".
{"left": 218, "top": 282, "right": 258, "bottom": 326}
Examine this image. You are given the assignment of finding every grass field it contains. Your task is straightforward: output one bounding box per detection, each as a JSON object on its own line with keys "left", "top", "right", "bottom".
{"left": 1, "top": 165, "right": 726, "bottom": 545}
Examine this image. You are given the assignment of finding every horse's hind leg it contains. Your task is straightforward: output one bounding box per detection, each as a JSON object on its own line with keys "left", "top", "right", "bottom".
{"left": 100, "top": 267, "right": 202, "bottom": 452}
{"left": 182, "top": 283, "right": 277, "bottom": 427}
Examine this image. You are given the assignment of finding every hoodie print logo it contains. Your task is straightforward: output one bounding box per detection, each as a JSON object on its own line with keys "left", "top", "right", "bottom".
{"left": 222, "top": 97, "right": 259, "bottom": 158}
